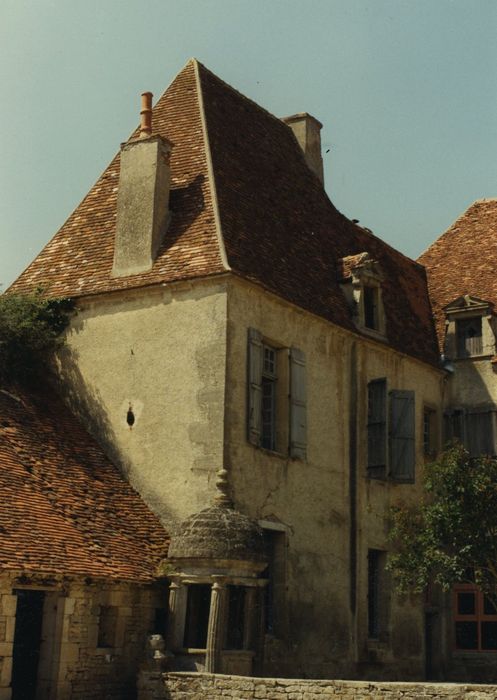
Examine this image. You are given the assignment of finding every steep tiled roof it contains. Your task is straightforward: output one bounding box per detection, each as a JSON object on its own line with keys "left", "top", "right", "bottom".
{"left": 11, "top": 60, "right": 439, "bottom": 367}
{"left": 0, "top": 386, "right": 168, "bottom": 581}
{"left": 419, "top": 199, "right": 497, "bottom": 349}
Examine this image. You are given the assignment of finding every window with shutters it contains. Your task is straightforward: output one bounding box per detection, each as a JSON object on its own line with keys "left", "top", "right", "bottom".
{"left": 247, "top": 328, "right": 306, "bottom": 459}
{"left": 445, "top": 408, "right": 497, "bottom": 457}
{"left": 367, "top": 381, "right": 415, "bottom": 482}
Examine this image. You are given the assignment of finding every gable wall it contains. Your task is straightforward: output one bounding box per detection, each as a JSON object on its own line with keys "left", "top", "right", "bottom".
{"left": 55, "top": 278, "right": 229, "bottom": 526}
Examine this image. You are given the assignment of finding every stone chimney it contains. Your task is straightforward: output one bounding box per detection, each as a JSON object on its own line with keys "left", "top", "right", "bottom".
{"left": 282, "top": 113, "right": 324, "bottom": 185}
{"left": 112, "top": 92, "right": 173, "bottom": 278}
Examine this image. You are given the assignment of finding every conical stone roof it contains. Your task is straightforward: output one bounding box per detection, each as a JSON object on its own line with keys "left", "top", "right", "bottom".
{"left": 167, "top": 469, "right": 265, "bottom": 563}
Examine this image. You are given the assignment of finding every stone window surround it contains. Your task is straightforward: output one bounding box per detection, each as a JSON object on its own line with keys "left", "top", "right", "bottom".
{"left": 339, "top": 256, "right": 387, "bottom": 340}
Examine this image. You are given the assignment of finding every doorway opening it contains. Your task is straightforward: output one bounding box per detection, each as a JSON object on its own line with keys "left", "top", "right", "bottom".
{"left": 11, "top": 590, "right": 45, "bottom": 700}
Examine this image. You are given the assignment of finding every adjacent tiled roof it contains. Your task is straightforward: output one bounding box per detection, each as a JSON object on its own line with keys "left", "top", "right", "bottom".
{"left": 11, "top": 60, "right": 439, "bottom": 367}
{"left": 418, "top": 199, "right": 497, "bottom": 350}
{"left": 0, "top": 386, "right": 168, "bottom": 581}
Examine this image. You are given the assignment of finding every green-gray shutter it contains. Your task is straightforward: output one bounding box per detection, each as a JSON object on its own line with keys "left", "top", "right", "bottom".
{"left": 367, "top": 379, "right": 387, "bottom": 478}
{"left": 247, "top": 328, "right": 263, "bottom": 445}
{"left": 290, "top": 347, "right": 306, "bottom": 459}
{"left": 389, "top": 390, "right": 415, "bottom": 481}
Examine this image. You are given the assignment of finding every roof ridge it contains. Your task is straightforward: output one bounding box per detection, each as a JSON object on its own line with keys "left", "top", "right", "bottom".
{"left": 193, "top": 60, "right": 230, "bottom": 271}
{"left": 417, "top": 198, "right": 496, "bottom": 261}
{"left": 194, "top": 59, "right": 294, "bottom": 135}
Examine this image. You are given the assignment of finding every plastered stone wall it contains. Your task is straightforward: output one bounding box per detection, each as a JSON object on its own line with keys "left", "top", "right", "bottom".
{"left": 225, "top": 277, "right": 445, "bottom": 679}
{"left": 56, "top": 278, "right": 228, "bottom": 526}
{"left": 149, "top": 672, "right": 497, "bottom": 700}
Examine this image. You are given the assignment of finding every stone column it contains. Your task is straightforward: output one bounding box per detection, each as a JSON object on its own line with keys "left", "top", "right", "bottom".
{"left": 205, "top": 582, "right": 226, "bottom": 673}
{"left": 168, "top": 581, "right": 186, "bottom": 651}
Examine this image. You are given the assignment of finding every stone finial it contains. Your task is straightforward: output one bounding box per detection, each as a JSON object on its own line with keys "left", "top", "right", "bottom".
{"left": 214, "top": 467, "right": 232, "bottom": 507}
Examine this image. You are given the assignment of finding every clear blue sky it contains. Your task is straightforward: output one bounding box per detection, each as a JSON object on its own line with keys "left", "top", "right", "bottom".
{"left": 1, "top": 0, "right": 496, "bottom": 289}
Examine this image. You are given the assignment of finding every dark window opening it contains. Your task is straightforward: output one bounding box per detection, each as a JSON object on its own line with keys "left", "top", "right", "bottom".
{"left": 98, "top": 605, "right": 118, "bottom": 648}
{"left": 226, "top": 586, "right": 246, "bottom": 650}
{"left": 368, "top": 550, "right": 380, "bottom": 638}
{"left": 456, "top": 317, "right": 483, "bottom": 358}
{"left": 364, "top": 286, "right": 379, "bottom": 330}
{"left": 152, "top": 607, "right": 168, "bottom": 636}
{"left": 262, "top": 529, "right": 286, "bottom": 636}
{"left": 183, "top": 584, "right": 211, "bottom": 649}
{"left": 367, "top": 379, "right": 387, "bottom": 479}
{"left": 423, "top": 408, "right": 437, "bottom": 458}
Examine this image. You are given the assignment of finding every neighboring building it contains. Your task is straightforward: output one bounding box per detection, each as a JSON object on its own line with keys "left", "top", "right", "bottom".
{"left": 419, "top": 199, "right": 497, "bottom": 681}
{"left": 0, "top": 384, "right": 168, "bottom": 699}
{"left": 7, "top": 57, "right": 490, "bottom": 695}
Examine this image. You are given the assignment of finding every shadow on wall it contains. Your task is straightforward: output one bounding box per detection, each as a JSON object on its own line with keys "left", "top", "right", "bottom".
{"left": 54, "top": 342, "right": 124, "bottom": 473}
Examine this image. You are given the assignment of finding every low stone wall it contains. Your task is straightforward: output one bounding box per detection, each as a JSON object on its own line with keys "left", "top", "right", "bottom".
{"left": 157, "top": 672, "right": 497, "bottom": 700}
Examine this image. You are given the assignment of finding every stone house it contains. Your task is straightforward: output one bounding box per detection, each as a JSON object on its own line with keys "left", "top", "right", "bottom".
{"left": 419, "top": 199, "right": 497, "bottom": 681}
{"left": 0, "top": 385, "right": 168, "bottom": 699}
{"left": 3, "top": 58, "right": 493, "bottom": 696}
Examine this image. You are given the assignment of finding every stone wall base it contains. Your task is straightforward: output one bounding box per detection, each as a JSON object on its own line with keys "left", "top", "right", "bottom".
{"left": 151, "top": 672, "right": 497, "bottom": 700}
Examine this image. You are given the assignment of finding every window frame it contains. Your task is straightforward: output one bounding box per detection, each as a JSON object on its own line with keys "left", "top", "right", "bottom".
{"left": 454, "top": 584, "right": 497, "bottom": 652}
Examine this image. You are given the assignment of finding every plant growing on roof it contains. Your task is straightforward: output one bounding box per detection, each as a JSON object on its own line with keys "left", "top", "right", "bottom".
{"left": 388, "top": 444, "right": 497, "bottom": 604}
{"left": 0, "top": 289, "right": 74, "bottom": 385}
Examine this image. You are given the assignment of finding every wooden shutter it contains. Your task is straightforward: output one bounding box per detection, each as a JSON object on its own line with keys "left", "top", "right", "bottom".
{"left": 247, "top": 328, "right": 263, "bottom": 446}
{"left": 367, "top": 379, "right": 387, "bottom": 478}
{"left": 389, "top": 390, "right": 415, "bottom": 481}
{"left": 290, "top": 347, "right": 306, "bottom": 459}
{"left": 466, "top": 410, "right": 495, "bottom": 457}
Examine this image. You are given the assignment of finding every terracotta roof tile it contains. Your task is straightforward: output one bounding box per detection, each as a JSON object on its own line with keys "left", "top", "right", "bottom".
{"left": 0, "top": 386, "right": 168, "bottom": 582}
{"left": 10, "top": 60, "right": 439, "bottom": 367}
{"left": 418, "top": 199, "right": 497, "bottom": 350}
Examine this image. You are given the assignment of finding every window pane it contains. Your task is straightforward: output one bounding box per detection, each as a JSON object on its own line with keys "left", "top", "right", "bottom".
{"left": 484, "top": 596, "right": 497, "bottom": 615}
{"left": 261, "top": 376, "right": 276, "bottom": 450}
{"left": 455, "top": 621, "right": 478, "bottom": 650}
{"left": 457, "top": 592, "right": 476, "bottom": 615}
{"left": 482, "top": 622, "right": 497, "bottom": 650}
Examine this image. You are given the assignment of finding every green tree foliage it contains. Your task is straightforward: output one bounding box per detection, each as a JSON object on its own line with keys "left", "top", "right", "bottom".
{"left": 388, "top": 444, "right": 497, "bottom": 601}
{"left": 0, "top": 290, "right": 73, "bottom": 385}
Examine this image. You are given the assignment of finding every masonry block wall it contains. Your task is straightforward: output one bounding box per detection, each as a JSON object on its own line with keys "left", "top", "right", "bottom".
{"left": 0, "top": 575, "right": 166, "bottom": 700}
{"left": 147, "top": 672, "right": 497, "bottom": 700}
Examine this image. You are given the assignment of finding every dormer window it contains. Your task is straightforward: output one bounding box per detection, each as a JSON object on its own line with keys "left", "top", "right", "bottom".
{"left": 338, "top": 252, "right": 386, "bottom": 338}
{"left": 443, "top": 295, "right": 495, "bottom": 360}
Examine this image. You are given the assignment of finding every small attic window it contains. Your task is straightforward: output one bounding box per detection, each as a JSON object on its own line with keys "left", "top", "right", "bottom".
{"left": 363, "top": 285, "right": 379, "bottom": 330}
